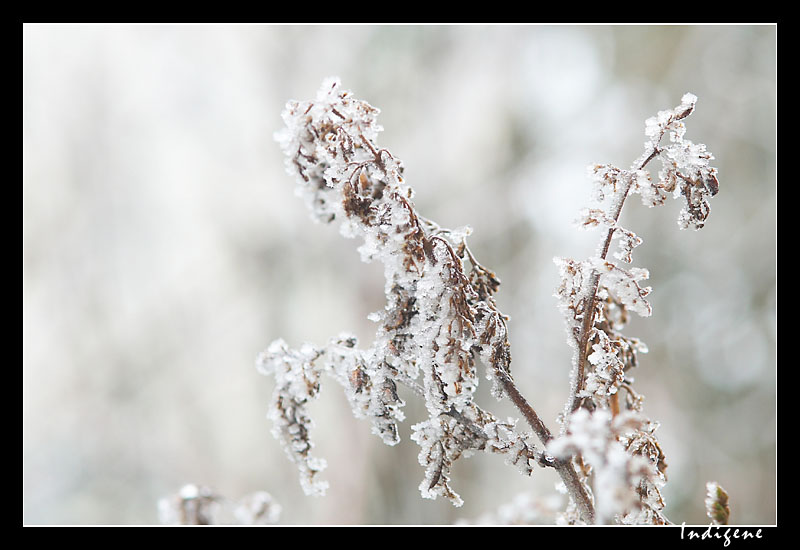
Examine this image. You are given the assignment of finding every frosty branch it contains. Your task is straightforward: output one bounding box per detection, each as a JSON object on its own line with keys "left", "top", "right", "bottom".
{"left": 550, "top": 92, "right": 720, "bottom": 524}
{"left": 563, "top": 95, "right": 719, "bottom": 417}
{"left": 257, "top": 79, "right": 720, "bottom": 525}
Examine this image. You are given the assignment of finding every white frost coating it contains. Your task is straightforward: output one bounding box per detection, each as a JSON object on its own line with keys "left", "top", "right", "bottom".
{"left": 263, "top": 82, "right": 716, "bottom": 521}
{"left": 261, "top": 78, "right": 534, "bottom": 506}
{"left": 159, "top": 486, "right": 282, "bottom": 525}
{"left": 548, "top": 409, "right": 660, "bottom": 525}
{"left": 575, "top": 208, "right": 615, "bottom": 230}
{"left": 633, "top": 92, "right": 718, "bottom": 230}
{"left": 410, "top": 404, "right": 536, "bottom": 507}
{"left": 556, "top": 94, "right": 717, "bottom": 419}
{"left": 411, "top": 417, "right": 463, "bottom": 506}
{"left": 257, "top": 340, "right": 329, "bottom": 497}
{"left": 584, "top": 330, "right": 625, "bottom": 398}
{"left": 550, "top": 94, "right": 717, "bottom": 524}
{"left": 553, "top": 256, "right": 592, "bottom": 408}
{"left": 613, "top": 230, "right": 642, "bottom": 264}
{"left": 681, "top": 92, "right": 698, "bottom": 106}
{"left": 589, "top": 258, "right": 652, "bottom": 318}
{"left": 322, "top": 334, "right": 405, "bottom": 446}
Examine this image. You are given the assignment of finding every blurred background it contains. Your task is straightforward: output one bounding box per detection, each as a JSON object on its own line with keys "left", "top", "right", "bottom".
{"left": 23, "top": 24, "right": 776, "bottom": 525}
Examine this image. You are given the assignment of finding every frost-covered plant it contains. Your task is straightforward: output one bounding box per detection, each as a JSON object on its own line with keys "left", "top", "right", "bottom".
{"left": 257, "top": 79, "right": 720, "bottom": 525}
{"left": 548, "top": 92, "right": 719, "bottom": 524}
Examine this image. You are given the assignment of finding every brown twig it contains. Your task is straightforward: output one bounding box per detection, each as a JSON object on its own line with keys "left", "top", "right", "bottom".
{"left": 495, "top": 368, "right": 596, "bottom": 524}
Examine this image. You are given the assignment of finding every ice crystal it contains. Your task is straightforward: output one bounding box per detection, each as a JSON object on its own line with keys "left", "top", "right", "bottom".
{"left": 612, "top": 226, "right": 643, "bottom": 264}
{"left": 635, "top": 92, "right": 719, "bottom": 229}
{"left": 556, "top": 93, "right": 718, "bottom": 413}
{"left": 590, "top": 258, "right": 652, "bottom": 318}
{"left": 322, "top": 334, "right": 405, "bottom": 446}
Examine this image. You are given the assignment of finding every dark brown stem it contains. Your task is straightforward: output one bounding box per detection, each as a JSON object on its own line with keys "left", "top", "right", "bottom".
{"left": 496, "top": 369, "right": 595, "bottom": 524}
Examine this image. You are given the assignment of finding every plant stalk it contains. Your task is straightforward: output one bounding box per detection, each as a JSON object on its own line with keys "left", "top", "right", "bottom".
{"left": 498, "top": 370, "right": 596, "bottom": 524}
{"left": 567, "top": 149, "right": 661, "bottom": 414}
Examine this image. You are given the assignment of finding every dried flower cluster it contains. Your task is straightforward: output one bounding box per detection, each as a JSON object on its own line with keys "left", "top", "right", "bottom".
{"left": 257, "top": 80, "right": 721, "bottom": 524}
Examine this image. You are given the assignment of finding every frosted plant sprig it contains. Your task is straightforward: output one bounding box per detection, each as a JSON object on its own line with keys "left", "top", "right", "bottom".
{"left": 260, "top": 78, "right": 594, "bottom": 519}
{"left": 548, "top": 409, "right": 667, "bottom": 525}
{"left": 559, "top": 93, "right": 719, "bottom": 418}
{"left": 549, "top": 93, "right": 719, "bottom": 524}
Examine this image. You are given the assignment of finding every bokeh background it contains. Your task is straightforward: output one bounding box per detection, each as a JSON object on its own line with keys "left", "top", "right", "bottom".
{"left": 23, "top": 24, "right": 776, "bottom": 525}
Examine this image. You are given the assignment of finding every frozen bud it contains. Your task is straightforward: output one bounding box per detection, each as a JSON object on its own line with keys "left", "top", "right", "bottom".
{"left": 705, "top": 481, "right": 731, "bottom": 525}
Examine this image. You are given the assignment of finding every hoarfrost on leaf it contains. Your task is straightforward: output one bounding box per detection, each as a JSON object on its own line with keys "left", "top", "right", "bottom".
{"left": 589, "top": 257, "right": 652, "bottom": 318}
{"left": 257, "top": 340, "right": 328, "bottom": 497}
{"left": 549, "top": 93, "right": 715, "bottom": 524}
{"left": 611, "top": 226, "right": 642, "bottom": 264}
{"left": 259, "top": 77, "right": 538, "bottom": 507}
{"left": 549, "top": 409, "right": 666, "bottom": 524}
{"left": 632, "top": 92, "right": 719, "bottom": 229}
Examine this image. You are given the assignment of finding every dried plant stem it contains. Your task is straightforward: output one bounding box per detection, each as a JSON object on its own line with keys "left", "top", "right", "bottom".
{"left": 568, "top": 150, "right": 660, "bottom": 415}
{"left": 496, "top": 370, "right": 596, "bottom": 524}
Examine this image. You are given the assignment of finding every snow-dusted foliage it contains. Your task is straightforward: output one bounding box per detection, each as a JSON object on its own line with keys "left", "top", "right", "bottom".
{"left": 549, "top": 93, "right": 719, "bottom": 524}
{"left": 256, "top": 340, "right": 328, "bottom": 497}
{"left": 640, "top": 93, "right": 720, "bottom": 230}
{"left": 259, "top": 78, "right": 536, "bottom": 507}
{"left": 258, "top": 80, "right": 722, "bottom": 524}
{"left": 549, "top": 409, "right": 667, "bottom": 525}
